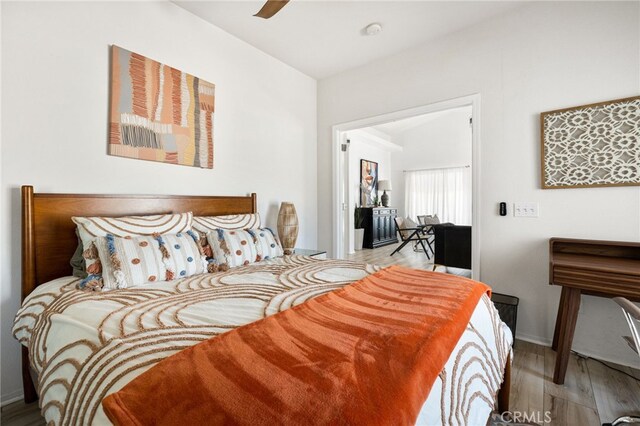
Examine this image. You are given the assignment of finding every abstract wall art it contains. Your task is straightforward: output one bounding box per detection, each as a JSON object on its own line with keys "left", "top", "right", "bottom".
{"left": 541, "top": 96, "right": 640, "bottom": 189}
{"left": 360, "top": 159, "right": 378, "bottom": 206}
{"left": 109, "top": 45, "right": 215, "bottom": 168}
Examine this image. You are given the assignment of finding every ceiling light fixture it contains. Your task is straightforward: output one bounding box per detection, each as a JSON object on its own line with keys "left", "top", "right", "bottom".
{"left": 364, "top": 23, "right": 383, "bottom": 36}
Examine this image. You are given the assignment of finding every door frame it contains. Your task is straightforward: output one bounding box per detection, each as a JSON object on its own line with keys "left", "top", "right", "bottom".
{"left": 331, "top": 93, "right": 482, "bottom": 281}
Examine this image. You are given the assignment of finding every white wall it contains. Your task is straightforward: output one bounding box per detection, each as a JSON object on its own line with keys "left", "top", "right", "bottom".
{"left": 318, "top": 2, "right": 640, "bottom": 366}
{"left": 392, "top": 106, "right": 472, "bottom": 218}
{"left": 346, "top": 130, "right": 394, "bottom": 253}
{"left": 0, "top": 1, "right": 317, "bottom": 403}
{"left": 400, "top": 107, "right": 472, "bottom": 171}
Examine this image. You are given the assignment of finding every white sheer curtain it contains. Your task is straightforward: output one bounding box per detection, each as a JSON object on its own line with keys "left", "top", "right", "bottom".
{"left": 404, "top": 167, "right": 472, "bottom": 225}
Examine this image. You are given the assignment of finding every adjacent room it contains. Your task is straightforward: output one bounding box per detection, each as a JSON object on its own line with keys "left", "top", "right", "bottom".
{"left": 1, "top": 1, "right": 639, "bottom": 425}
{"left": 343, "top": 105, "right": 474, "bottom": 278}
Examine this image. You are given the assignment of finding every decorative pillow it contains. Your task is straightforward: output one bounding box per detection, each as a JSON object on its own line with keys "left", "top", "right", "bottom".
{"left": 95, "top": 231, "right": 206, "bottom": 290}
{"left": 207, "top": 229, "right": 261, "bottom": 269}
{"left": 398, "top": 216, "right": 419, "bottom": 239}
{"left": 192, "top": 213, "right": 261, "bottom": 232}
{"left": 248, "top": 228, "right": 283, "bottom": 260}
{"left": 192, "top": 213, "right": 261, "bottom": 264}
{"left": 72, "top": 212, "right": 193, "bottom": 278}
{"left": 421, "top": 215, "right": 440, "bottom": 226}
{"left": 70, "top": 229, "right": 87, "bottom": 278}
{"left": 405, "top": 216, "right": 419, "bottom": 229}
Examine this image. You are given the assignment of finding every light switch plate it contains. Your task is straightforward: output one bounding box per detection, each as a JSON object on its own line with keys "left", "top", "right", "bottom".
{"left": 514, "top": 202, "right": 539, "bottom": 217}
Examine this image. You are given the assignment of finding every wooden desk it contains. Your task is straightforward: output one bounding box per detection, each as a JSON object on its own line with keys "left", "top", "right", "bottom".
{"left": 549, "top": 238, "right": 640, "bottom": 384}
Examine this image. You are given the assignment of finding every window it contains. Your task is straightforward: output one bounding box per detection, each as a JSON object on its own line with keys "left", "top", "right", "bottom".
{"left": 404, "top": 167, "right": 472, "bottom": 225}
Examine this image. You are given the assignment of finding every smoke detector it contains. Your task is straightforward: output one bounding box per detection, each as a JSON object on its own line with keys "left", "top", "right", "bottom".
{"left": 364, "top": 23, "right": 383, "bottom": 36}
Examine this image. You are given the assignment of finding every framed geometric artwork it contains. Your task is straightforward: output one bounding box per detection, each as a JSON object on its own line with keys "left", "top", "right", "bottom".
{"left": 360, "top": 159, "right": 378, "bottom": 206}
{"left": 109, "top": 45, "right": 215, "bottom": 168}
{"left": 541, "top": 96, "right": 640, "bottom": 189}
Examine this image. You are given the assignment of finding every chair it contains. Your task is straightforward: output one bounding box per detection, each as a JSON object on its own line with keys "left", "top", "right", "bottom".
{"left": 602, "top": 298, "right": 640, "bottom": 426}
{"left": 391, "top": 217, "right": 433, "bottom": 258}
{"left": 615, "top": 297, "right": 640, "bottom": 355}
{"left": 417, "top": 214, "right": 440, "bottom": 229}
{"left": 417, "top": 215, "right": 439, "bottom": 256}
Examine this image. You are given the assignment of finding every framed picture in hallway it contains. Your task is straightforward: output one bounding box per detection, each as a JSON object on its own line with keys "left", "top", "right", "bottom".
{"left": 360, "top": 159, "right": 378, "bottom": 206}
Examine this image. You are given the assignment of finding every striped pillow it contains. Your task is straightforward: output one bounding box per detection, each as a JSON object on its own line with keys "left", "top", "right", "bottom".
{"left": 72, "top": 212, "right": 193, "bottom": 277}
{"left": 192, "top": 213, "right": 261, "bottom": 233}
{"left": 249, "top": 228, "right": 283, "bottom": 260}
{"left": 95, "top": 231, "right": 206, "bottom": 289}
{"left": 193, "top": 214, "right": 261, "bottom": 265}
{"left": 207, "top": 229, "right": 261, "bottom": 269}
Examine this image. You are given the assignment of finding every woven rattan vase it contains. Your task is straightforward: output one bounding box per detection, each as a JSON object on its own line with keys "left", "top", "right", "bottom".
{"left": 277, "top": 202, "right": 298, "bottom": 255}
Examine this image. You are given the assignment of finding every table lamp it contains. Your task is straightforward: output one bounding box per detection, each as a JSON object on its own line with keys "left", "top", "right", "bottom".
{"left": 379, "top": 180, "right": 392, "bottom": 207}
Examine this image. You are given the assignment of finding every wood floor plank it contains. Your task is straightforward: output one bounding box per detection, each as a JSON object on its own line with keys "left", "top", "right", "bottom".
{"left": 344, "top": 242, "right": 438, "bottom": 270}
{"left": 543, "top": 393, "right": 600, "bottom": 426}
{"left": 343, "top": 242, "right": 475, "bottom": 277}
{"left": 544, "top": 346, "right": 597, "bottom": 409}
{"left": 0, "top": 402, "right": 44, "bottom": 426}
{"left": 510, "top": 340, "right": 545, "bottom": 416}
{"left": 587, "top": 358, "right": 640, "bottom": 425}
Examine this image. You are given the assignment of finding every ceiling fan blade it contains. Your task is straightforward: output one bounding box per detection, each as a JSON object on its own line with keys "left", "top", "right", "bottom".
{"left": 254, "top": 0, "right": 289, "bottom": 19}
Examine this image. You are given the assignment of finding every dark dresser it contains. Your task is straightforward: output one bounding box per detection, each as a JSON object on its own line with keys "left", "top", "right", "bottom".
{"left": 359, "top": 207, "right": 398, "bottom": 248}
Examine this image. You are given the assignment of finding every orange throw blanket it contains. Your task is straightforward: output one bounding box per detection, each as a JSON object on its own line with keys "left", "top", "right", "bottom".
{"left": 103, "top": 266, "right": 490, "bottom": 426}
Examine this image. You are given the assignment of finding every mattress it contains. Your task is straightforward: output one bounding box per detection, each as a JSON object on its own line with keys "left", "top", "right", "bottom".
{"left": 13, "top": 256, "right": 512, "bottom": 425}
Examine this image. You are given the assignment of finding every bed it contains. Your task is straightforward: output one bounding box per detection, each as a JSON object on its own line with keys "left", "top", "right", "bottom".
{"left": 13, "top": 186, "right": 513, "bottom": 425}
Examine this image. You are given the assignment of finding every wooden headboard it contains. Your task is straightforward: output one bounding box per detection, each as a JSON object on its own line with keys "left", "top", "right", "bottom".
{"left": 21, "top": 185, "right": 257, "bottom": 299}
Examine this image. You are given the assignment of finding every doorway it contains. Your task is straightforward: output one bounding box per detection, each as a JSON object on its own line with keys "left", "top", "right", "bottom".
{"left": 331, "top": 94, "right": 481, "bottom": 280}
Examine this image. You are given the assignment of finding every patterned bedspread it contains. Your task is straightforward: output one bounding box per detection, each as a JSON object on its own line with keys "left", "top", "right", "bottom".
{"left": 13, "top": 256, "right": 512, "bottom": 425}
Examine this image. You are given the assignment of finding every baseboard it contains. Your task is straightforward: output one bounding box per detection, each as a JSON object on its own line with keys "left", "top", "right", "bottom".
{"left": 569, "top": 347, "right": 640, "bottom": 370}
{"left": 516, "top": 333, "right": 552, "bottom": 347}
{"left": 516, "top": 333, "right": 640, "bottom": 370}
{"left": 1, "top": 390, "right": 24, "bottom": 407}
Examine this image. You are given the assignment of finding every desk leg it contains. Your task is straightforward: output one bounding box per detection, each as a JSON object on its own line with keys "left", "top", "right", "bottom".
{"left": 551, "top": 287, "right": 567, "bottom": 351}
{"left": 553, "top": 287, "right": 581, "bottom": 385}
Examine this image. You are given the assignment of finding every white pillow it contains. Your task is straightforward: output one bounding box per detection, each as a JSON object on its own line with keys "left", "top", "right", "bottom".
{"left": 422, "top": 215, "right": 440, "bottom": 226}
{"left": 398, "top": 217, "right": 419, "bottom": 239}
{"left": 192, "top": 213, "right": 261, "bottom": 265}
{"left": 249, "top": 228, "right": 284, "bottom": 260}
{"left": 95, "top": 231, "right": 206, "bottom": 289}
{"left": 404, "top": 216, "right": 419, "bottom": 229}
{"left": 192, "top": 213, "right": 261, "bottom": 233}
{"left": 206, "top": 227, "right": 284, "bottom": 269}
{"left": 207, "top": 229, "right": 261, "bottom": 269}
{"left": 72, "top": 212, "right": 193, "bottom": 276}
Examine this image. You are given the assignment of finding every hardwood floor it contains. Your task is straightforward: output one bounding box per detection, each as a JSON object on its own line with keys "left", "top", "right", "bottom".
{"left": 344, "top": 242, "right": 439, "bottom": 269}
{"left": 0, "top": 400, "right": 44, "bottom": 426}
{"left": 511, "top": 340, "right": 640, "bottom": 425}
{"left": 3, "top": 245, "right": 639, "bottom": 425}
{"left": 345, "top": 242, "right": 471, "bottom": 277}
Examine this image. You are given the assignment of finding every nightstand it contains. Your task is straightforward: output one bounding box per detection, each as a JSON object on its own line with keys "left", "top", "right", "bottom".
{"left": 292, "top": 248, "right": 327, "bottom": 259}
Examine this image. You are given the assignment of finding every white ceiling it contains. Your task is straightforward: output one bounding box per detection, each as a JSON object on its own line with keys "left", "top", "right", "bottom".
{"left": 173, "top": 1, "right": 524, "bottom": 79}
{"left": 371, "top": 105, "right": 472, "bottom": 139}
